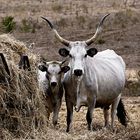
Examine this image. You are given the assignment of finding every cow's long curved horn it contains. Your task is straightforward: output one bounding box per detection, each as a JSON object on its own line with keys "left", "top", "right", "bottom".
{"left": 41, "top": 17, "right": 70, "bottom": 46}
{"left": 85, "top": 14, "right": 110, "bottom": 46}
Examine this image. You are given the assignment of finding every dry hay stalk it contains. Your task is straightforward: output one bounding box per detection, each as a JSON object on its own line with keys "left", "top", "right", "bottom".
{"left": 0, "top": 34, "right": 49, "bottom": 139}
{"left": 124, "top": 68, "right": 140, "bottom": 96}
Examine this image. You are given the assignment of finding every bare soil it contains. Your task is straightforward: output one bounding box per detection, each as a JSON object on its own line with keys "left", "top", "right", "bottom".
{"left": 37, "top": 97, "right": 140, "bottom": 140}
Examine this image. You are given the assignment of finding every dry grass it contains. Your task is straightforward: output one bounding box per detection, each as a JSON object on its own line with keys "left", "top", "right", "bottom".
{"left": 124, "top": 69, "right": 140, "bottom": 96}
{"left": 0, "top": 35, "right": 140, "bottom": 139}
{"left": 0, "top": 34, "right": 49, "bottom": 139}
{"left": 10, "top": 97, "right": 139, "bottom": 140}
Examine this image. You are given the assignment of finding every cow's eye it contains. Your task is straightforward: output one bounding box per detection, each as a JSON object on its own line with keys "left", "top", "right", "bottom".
{"left": 85, "top": 54, "right": 87, "bottom": 57}
{"left": 69, "top": 54, "right": 72, "bottom": 58}
{"left": 47, "top": 71, "right": 50, "bottom": 75}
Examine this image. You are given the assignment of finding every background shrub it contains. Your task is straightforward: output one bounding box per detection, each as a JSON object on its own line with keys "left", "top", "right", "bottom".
{"left": 1, "top": 16, "right": 16, "bottom": 33}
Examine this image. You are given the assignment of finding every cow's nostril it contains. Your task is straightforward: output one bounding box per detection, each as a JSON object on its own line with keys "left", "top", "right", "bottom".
{"left": 51, "top": 82, "right": 57, "bottom": 87}
{"left": 74, "top": 69, "right": 83, "bottom": 76}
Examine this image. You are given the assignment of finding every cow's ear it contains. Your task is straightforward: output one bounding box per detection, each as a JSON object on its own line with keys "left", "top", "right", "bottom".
{"left": 87, "top": 48, "right": 98, "bottom": 57}
{"left": 59, "top": 48, "right": 69, "bottom": 57}
{"left": 38, "top": 65, "right": 47, "bottom": 72}
{"left": 61, "top": 66, "right": 70, "bottom": 73}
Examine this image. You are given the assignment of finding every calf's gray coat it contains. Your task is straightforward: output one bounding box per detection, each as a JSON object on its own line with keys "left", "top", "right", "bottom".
{"left": 38, "top": 61, "right": 70, "bottom": 126}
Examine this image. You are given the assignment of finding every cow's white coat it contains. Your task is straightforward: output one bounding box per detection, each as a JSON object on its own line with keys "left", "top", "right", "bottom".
{"left": 62, "top": 42, "right": 126, "bottom": 131}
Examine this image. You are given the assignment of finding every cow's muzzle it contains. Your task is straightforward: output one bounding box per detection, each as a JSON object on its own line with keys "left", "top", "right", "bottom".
{"left": 51, "top": 82, "right": 57, "bottom": 87}
{"left": 74, "top": 69, "right": 83, "bottom": 76}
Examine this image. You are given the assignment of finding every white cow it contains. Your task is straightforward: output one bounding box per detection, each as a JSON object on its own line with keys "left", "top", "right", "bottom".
{"left": 38, "top": 61, "right": 70, "bottom": 126}
{"left": 42, "top": 14, "right": 128, "bottom": 132}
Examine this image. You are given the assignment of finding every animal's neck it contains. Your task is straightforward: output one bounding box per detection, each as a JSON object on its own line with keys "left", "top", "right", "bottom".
{"left": 70, "top": 74, "right": 82, "bottom": 103}
{"left": 48, "top": 83, "right": 63, "bottom": 107}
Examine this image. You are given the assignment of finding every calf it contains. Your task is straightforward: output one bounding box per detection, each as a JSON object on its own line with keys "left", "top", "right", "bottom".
{"left": 38, "top": 61, "right": 70, "bottom": 126}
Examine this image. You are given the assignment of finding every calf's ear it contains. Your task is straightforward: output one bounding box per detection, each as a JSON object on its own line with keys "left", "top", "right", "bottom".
{"left": 87, "top": 48, "right": 98, "bottom": 57}
{"left": 61, "top": 66, "right": 70, "bottom": 73}
{"left": 38, "top": 65, "right": 47, "bottom": 72}
{"left": 59, "top": 48, "right": 69, "bottom": 57}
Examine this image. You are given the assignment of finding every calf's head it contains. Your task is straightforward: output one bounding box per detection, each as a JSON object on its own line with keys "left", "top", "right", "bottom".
{"left": 38, "top": 61, "right": 70, "bottom": 88}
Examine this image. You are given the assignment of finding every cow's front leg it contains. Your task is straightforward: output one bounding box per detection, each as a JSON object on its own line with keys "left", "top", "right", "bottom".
{"left": 66, "top": 97, "right": 73, "bottom": 132}
{"left": 52, "top": 100, "right": 62, "bottom": 127}
{"left": 86, "top": 96, "right": 96, "bottom": 130}
{"left": 103, "top": 108, "right": 109, "bottom": 128}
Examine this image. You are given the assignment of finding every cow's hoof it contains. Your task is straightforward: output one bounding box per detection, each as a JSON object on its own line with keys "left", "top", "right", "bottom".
{"left": 53, "top": 120, "right": 57, "bottom": 127}
{"left": 88, "top": 126, "right": 92, "bottom": 131}
{"left": 104, "top": 124, "right": 110, "bottom": 129}
{"left": 66, "top": 128, "right": 69, "bottom": 133}
{"left": 74, "top": 106, "right": 80, "bottom": 112}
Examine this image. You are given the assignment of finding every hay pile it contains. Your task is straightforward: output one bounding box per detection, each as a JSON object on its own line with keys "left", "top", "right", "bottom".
{"left": 124, "top": 69, "right": 140, "bottom": 96}
{"left": 0, "top": 34, "right": 49, "bottom": 139}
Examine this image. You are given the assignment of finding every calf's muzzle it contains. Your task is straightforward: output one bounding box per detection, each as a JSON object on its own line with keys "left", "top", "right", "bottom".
{"left": 51, "top": 82, "right": 57, "bottom": 87}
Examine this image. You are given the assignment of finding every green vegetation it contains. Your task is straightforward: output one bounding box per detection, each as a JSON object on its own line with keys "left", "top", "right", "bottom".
{"left": 81, "top": 4, "right": 88, "bottom": 14}
{"left": 20, "top": 19, "right": 32, "bottom": 32}
{"left": 0, "top": 16, "right": 37, "bottom": 33}
{"left": 56, "top": 18, "right": 67, "bottom": 28}
{"left": 96, "top": 38, "right": 105, "bottom": 44}
{"left": 20, "top": 19, "right": 35, "bottom": 33}
{"left": 51, "top": 3, "right": 63, "bottom": 12}
{"left": 114, "top": 9, "right": 139, "bottom": 28}
{"left": 77, "top": 15, "right": 86, "bottom": 27}
{"left": 1, "top": 16, "right": 16, "bottom": 32}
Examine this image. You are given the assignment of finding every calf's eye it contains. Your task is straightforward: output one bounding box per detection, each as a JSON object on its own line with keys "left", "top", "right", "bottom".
{"left": 58, "top": 71, "right": 61, "bottom": 74}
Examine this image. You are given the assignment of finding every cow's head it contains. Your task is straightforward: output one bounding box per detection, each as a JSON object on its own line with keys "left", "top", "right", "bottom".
{"left": 59, "top": 42, "right": 98, "bottom": 76}
{"left": 41, "top": 14, "right": 109, "bottom": 77}
{"left": 38, "top": 61, "right": 70, "bottom": 88}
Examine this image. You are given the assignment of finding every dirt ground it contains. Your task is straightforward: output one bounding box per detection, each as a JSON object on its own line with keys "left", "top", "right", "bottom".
{"left": 0, "top": 0, "right": 140, "bottom": 139}
{"left": 36, "top": 97, "right": 140, "bottom": 140}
